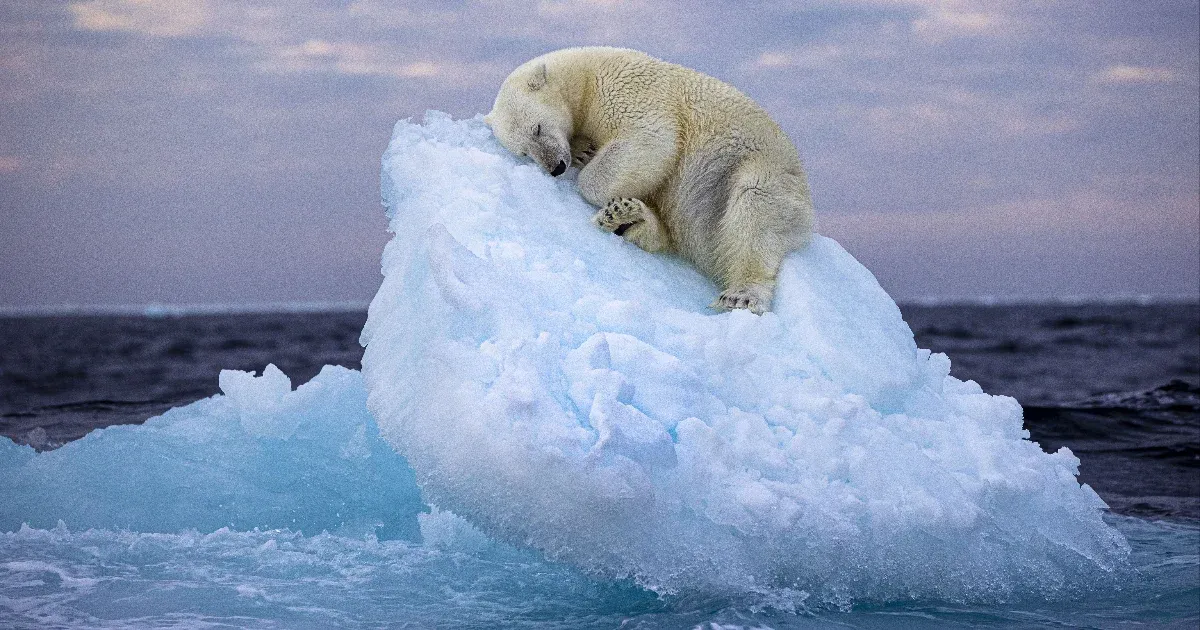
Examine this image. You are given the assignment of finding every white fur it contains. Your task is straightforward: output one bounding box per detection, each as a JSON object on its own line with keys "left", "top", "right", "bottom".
{"left": 486, "top": 47, "right": 814, "bottom": 313}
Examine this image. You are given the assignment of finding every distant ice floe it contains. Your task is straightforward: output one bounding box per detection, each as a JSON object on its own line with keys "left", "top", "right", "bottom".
{"left": 361, "top": 112, "right": 1129, "bottom": 606}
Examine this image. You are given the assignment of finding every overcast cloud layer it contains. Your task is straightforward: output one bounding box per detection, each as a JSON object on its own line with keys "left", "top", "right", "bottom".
{"left": 1, "top": 0, "right": 1197, "bottom": 308}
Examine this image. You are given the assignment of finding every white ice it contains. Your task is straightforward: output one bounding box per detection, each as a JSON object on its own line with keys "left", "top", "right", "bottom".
{"left": 361, "top": 111, "right": 1129, "bottom": 606}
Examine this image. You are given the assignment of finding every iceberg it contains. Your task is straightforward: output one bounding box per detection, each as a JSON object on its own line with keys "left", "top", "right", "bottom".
{"left": 362, "top": 111, "right": 1129, "bottom": 605}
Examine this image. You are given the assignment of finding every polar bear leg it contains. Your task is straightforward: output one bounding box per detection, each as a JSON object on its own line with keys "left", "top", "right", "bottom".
{"left": 577, "top": 133, "right": 677, "bottom": 206}
{"left": 711, "top": 166, "right": 812, "bottom": 315}
{"left": 593, "top": 198, "right": 669, "bottom": 253}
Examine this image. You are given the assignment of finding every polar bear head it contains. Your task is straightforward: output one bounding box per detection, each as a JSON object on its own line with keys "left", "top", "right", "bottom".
{"left": 485, "top": 62, "right": 572, "bottom": 177}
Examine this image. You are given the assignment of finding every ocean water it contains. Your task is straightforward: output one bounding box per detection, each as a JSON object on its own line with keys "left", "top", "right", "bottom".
{"left": 1, "top": 304, "right": 1196, "bottom": 629}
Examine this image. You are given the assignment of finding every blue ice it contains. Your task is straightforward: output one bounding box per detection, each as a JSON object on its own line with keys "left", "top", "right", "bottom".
{"left": 1, "top": 365, "right": 422, "bottom": 540}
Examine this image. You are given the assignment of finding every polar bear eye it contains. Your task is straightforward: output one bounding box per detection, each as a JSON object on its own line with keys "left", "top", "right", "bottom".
{"left": 534, "top": 124, "right": 541, "bottom": 136}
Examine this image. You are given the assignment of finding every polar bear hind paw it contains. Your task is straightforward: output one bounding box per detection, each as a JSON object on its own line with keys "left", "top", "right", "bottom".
{"left": 711, "top": 284, "right": 773, "bottom": 315}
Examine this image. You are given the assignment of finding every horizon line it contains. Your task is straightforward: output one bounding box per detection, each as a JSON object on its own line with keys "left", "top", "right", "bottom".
{"left": 1, "top": 295, "right": 1197, "bottom": 318}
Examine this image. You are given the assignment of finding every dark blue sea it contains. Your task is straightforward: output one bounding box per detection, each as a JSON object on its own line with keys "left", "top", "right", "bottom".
{"left": 1, "top": 304, "right": 1197, "bottom": 628}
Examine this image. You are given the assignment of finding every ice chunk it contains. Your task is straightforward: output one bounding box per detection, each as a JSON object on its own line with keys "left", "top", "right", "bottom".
{"left": 0, "top": 366, "right": 424, "bottom": 540}
{"left": 362, "top": 112, "right": 1129, "bottom": 605}
{"left": 219, "top": 363, "right": 297, "bottom": 438}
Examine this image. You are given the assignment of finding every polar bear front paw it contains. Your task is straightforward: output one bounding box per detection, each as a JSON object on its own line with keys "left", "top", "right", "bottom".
{"left": 594, "top": 198, "right": 669, "bottom": 253}
{"left": 570, "top": 137, "right": 598, "bottom": 168}
{"left": 594, "top": 198, "right": 647, "bottom": 235}
{"left": 711, "top": 284, "right": 773, "bottom": 315}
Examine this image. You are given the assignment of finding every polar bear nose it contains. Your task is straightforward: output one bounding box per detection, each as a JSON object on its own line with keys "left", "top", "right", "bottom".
{"left": 550, "top": 160, "right": 567, "bottom": 177}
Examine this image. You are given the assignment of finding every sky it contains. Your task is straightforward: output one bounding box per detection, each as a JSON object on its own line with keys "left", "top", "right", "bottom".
{"left": 1, "top": 0, "right": 1197, "bottom": 309}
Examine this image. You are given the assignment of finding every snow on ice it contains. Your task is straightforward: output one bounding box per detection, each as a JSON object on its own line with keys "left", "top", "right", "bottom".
{"left": 360, "top": 112, "right": 1129, "bottom": 604}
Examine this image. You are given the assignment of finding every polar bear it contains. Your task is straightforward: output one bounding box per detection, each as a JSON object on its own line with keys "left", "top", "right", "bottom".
{"left": 485, "top": 47, "right": 814, "bottom": 314}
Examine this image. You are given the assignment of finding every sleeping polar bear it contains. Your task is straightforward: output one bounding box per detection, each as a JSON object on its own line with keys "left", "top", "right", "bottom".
{"left": 485, "top": 47, "right": 814, "bottom": 314}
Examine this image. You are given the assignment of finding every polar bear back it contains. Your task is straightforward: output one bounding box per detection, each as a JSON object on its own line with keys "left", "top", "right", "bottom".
{"left": 542, "top": 47, "right": 800, "bottom": 165}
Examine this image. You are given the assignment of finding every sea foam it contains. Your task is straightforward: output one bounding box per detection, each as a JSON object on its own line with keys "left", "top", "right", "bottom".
{"left": 361, "top": 112, "right": 1129, "bottom": 605}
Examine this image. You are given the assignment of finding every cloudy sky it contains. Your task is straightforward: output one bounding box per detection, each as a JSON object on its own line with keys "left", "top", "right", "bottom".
{"left": 2, "top": 0, "right": 1197, "bottom": 308}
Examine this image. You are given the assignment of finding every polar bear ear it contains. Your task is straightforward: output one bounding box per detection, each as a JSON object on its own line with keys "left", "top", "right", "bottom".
{"left": 483, "top": 113, "right": 494, "bottom": 127}
{"left": 526, "top": 63, "right": 548, "bottom": 91}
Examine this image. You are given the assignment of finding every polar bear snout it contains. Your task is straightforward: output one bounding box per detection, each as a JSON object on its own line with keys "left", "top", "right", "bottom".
{"left": 530, "top": 151, "right": 568, "bottom": 176}
{"left": 531, "top": 145, "right": 569, "bottom": 177}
